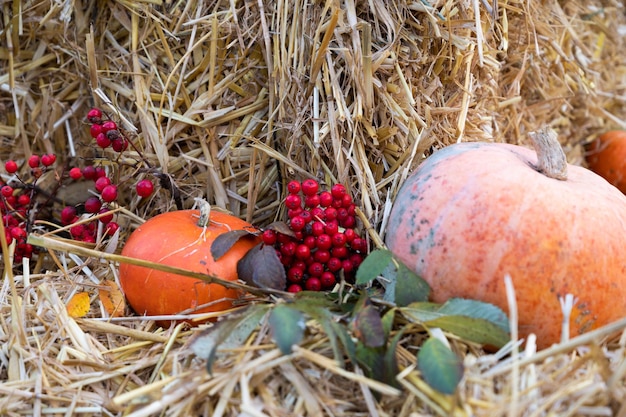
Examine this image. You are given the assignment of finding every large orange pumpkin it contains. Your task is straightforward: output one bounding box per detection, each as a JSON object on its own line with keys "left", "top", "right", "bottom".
{"left": 585, "top": 130, "right": 626, "bottom": 194}
{"left": 119, "top": 209, "right": 260, "bottom": 324}
{"left": 385, "top": 128, "right": 626, "bottom": 349}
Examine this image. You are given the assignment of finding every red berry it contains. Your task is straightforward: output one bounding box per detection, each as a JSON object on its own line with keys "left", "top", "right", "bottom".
{"left": 41, "top": 154, "right": 56, "bottom": 167}
{"left": 331, "top": 232, "right": 347, "bottom": 247}
{"left": 341, "top": 259, "right": 354, "bottom": 273}
{"left": 111, "top": 138, "right": 128, "bottom": 152}
{"left": 340, "top": 216, "right": 356, "bottom": 229}
{"left": 262, "top": 229, "right": 277, "bottom": 245}
{"left": 331, "top": 246, "right": 348, "bottom": 259}
{"left": 293, "top": 231, "right": 304, "bottom": 241}
{"left": 327, "top": 257, "right": 342, "bottom": 272}
{"left": 90, "top": 123, "right": 103, "bottom": 138}
{"left": 284, "top": 194, "right": 302, "bottom": 210}
{"left": 280, "top": 254, "right": 294, "bottom": 267}
{"left": 96, "top": 132, "right": 112, "bottom": 148}
{"left": 331, "top": 183, "right": 346, "bottom": 199}
{"left": 315, "top": 234, "right": 332, "bottom": 251}
{"left": 351, "top": 237, "right": 367, "bottom": 252}
{"left": 313, "top": 249, "right": 330, "bottom": 264}
{"left": 5, "top": 160, "right": 18, "bottom": 174}
{"left": 287, "top": 284, "right": 303, "bottom": 293}
{"left": 95, "top": 167, "right": 107, "bottom": 178}
{"left": 287, "top": 266, "right": 305, "bottom": 283}
{"left": 82, "top": 166, "right": 97, "bottom": 180}
{"left": 342, "top": 193, "right": 353, "bottom": 207}
{"left": 308, "top": 262, "right": 324, "bottom": 277}
{"left": 61, "top": 206, "right": 77, "bottom": 225}
{"left": 280, "top": 241, "right": 297, "bottom": 257}
{"left": 320, "top": 271, "right": 336, "bottom": 288}
{"left": 344, "top": 228, "right": 357, "bottom": 243}
{"left": 299, "top": 210, "right": 312, "bottom": 224}
{"left": 337, "top": 207, "right": 349, "bottom": 221}
{"left": 101, "top": 120, "right": 118, "bottom": 132}
{"left": 10, "top": 226, "right": 27, "bottom": 240}
{"left": 324, "top": 207, "right": 338, "bottom": 221}
{"left": 289, "top": 215, "right": 306, "bottom": 232}
{"left": 287, "top": 180, "right": 301, "bottom": 194}
{"left": 17, "top": 194, "right": 30, "bottom": 206}
{"left": 105, "top": 221, "right": 120, "bottom": 236}
{"left": 301, "top": 179, "right": 319, "bottom": 196}
{"left": 95, "top": 176, "right": 111, "bottom": 193}
{"left": 84, "top": 196, "right": 102, "bottom": 214}
{"left": 349, "top": 253, "right": 364, "bottom": 268}
{"left": 28, "top": 155, "right": 40, "bottom": 168}
{"left": 310, "top": 207, "right": 325, "bottom": 221}
{"left": 277, "top": 233, "right": 293, "bottom": 245}
{"left": 101, "top": 185, "right": 118, "bottom": 202}
{"left": 136, "top": 179, "right": 154, "bottom": 198}
{"left": 323, "top": 220, "right": 339, "bottom": 236}
{"left": 69, "top": 167, "right": 83, "bottom": 180}
{"left": 304, "top": 194, "right": 320, "bottom": 208}
{"left": 295, "top": 244, "right": 311, "bottom": 260}
{"left": 4, "top": 230, "right": 13, "bottom": 245}
{"left": 70, "top": 224, "right": 86, "bottom": 238}
{"left": 87, "top": 108, "right": 103, "bottom": 124}
{"left": 310, "top": 221, "right": 325, "bottom": 236}
{"left": 1, "top": 185, "right": 13, "bottom": 198}
{"left": 98, "top": 207, "right": 114, "bottom": 224}
{"left": 287, "top": 208, "right": 303, "bottom": 219}
{"left": 303, "top": 235, "right": 317, "bottom": 248}
{"left": 305, "top": 277, "right": 322, "bottom": 291}
{"left": 319, "top": 191, "right": 333, "bottom": 207}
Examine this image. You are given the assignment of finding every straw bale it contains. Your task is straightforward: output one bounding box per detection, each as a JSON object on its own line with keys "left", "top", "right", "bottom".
{"left": 1, "top": 0, "right": 626, "bottom": 416}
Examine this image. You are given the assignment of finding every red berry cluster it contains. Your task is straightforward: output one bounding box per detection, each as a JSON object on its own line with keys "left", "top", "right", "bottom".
{"left": 1, "top": 108, "right": 158, "bottom": 263}
{"left": 86, "top": 108, "right": 155, "bottom": 199}
{"left": 60, "top": 164, "right": 121, "bottom": 243}
{"left": 2, "top": 153, "right": 58, "bottom": 262}
{"left": 262, "top": 179, "right": 368, "bottom": 292}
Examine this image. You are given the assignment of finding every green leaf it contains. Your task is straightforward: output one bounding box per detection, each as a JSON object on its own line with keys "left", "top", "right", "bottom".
{"left": 191, "top": 305, "right": 268, "bottom": 373}
{"left": 381, "top": 308, "right": 396, "bottom": 337}
{"left": 393, "top": 262, "right": 430, "bottom": 306}
{"left": 437, "top": 298, "right": 510, "bottom": 333}
{"left": 295, "top": 301, "right": 355, "bottom": 367}
{"left": 269, "top": 304, "right": 306, "bottom": 354}
{"left": 355, "top": 249, "right": 393, "bottom": 285}
{"left": 418, "top": 337, "right": 463, "bottom": 395}
{"left": 401, "top": 299, "right": 510, "bottom": 348}
{"left": 211, "top": 229, "right": 257, "bottom": 260}
{"left": 424, "top": 315, "right": 510, "bottom": 348}
{"left": 353, "top": 302, "right": 385, "bottom": 348}
{"left": 355, "top": 328, "right": 404, "bottom": 388}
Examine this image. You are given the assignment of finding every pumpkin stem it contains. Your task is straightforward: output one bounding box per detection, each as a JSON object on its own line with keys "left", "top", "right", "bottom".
{"left": 528, "top": 127, "right": 568, "bottom": 181}
{"left": 195, "top": 197, "right": 212, "bottom": 228}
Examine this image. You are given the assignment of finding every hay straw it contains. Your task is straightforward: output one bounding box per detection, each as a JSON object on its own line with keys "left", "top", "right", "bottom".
{"left": 1, "top": 0, "right": 626, "bottom": 415}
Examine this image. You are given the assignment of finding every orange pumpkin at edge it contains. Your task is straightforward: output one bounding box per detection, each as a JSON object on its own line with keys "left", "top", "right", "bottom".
{"left": 585, "top": 130, "right": 626, "bottom": 195}
{"left": 385, "top": 128, "right": 626, "bottom": 349}
{"left": 119, "top": 209, "right": 261, "bottom": 326}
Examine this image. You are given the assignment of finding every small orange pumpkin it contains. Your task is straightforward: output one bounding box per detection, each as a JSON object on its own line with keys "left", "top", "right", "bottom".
{"left": 585, "top": 130, "right": 626, "bottom": 194}
{"left": 119, "top": 208, "right": 260, "bottom": 325}
{"left": 386, "top": 128, "right": 626, "bottom": 349}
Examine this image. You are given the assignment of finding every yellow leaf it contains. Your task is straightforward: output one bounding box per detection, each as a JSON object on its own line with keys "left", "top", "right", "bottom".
{"left": 66, "top": 292, "right": 91, "bottom": 318}
{"left": 98, "top": 280, "right": 126, "bottom": 317}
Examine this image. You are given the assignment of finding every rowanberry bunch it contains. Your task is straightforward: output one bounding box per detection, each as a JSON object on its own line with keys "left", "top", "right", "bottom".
{"left": 1, "top": 107, "right": 158, "bottom": 264}
{"left": 2, "top": 153, "right": 58, "bottom": 262}
{"left": 262, "top": 179, "right": 368, "bottom": 292}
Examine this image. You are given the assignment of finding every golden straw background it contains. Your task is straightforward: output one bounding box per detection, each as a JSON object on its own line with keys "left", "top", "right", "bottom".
{"left": 1, "top": 0, "right": 626, "bottom": 415}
